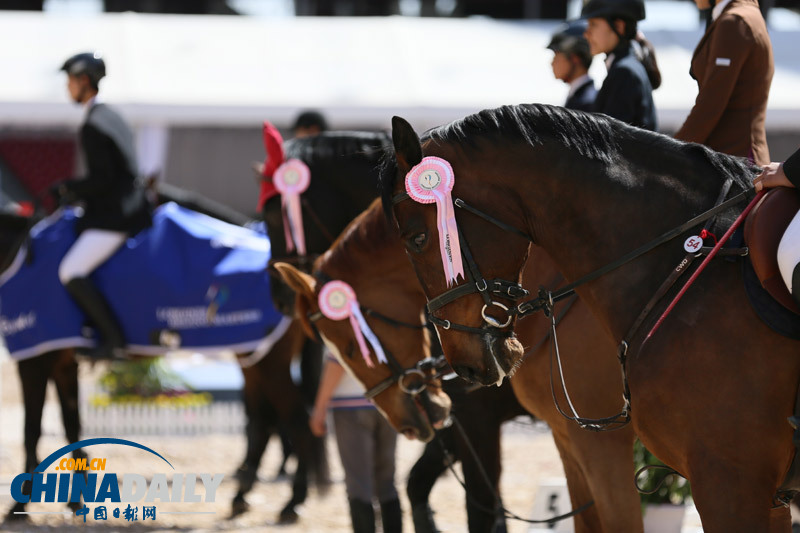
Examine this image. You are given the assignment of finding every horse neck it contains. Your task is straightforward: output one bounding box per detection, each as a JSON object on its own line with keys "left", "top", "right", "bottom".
{"left": 508, "top": 143, "right": 728, "bottom": 342}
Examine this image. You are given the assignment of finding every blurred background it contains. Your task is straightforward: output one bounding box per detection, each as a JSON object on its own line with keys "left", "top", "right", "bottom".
{"left": 0, "top": 0, "right": 798, "bottom": 216}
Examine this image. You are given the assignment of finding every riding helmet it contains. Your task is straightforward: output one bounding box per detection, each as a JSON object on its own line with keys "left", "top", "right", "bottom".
{"left": 60, "top": 52, "right": 106, "bottom": 86}
{"left": 547, "top": 20, "right": 592, "bottom": 64}
{"left": 580, "top": 0, "right": 645, "bottom": 21}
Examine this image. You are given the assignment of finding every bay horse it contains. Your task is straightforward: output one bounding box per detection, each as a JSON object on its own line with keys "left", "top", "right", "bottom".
{"left": 276, "top": 199, "right": 641, "bottom": 532}
{"left": 383, "top": 104, "right": 799, "bottom": 531}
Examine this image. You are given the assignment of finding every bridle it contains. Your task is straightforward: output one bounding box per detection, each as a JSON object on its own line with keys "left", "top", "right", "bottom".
{"left": 392, "top": 193, "right": 534, "bottom": 337}
{"left": 306, "top": 291, "right": 450, "bottom": 401}
{"left": 394, "top": 177, "right": 755, "bottom": 431}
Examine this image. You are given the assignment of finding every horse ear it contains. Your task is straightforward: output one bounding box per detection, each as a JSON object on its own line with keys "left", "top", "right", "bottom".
{"left": 274, "top": 261, "right": 316, "bottom": 293}
{"left": 391, "top": 116, "right": 423, "bottom": 172}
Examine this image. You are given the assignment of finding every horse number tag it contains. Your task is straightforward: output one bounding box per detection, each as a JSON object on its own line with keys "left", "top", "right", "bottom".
{"left": 405, "top": 157, "right": 465, "bottom": 286}
{"left": 683, "top": 236, "right": 703, "bottom": 253}
{"left": 318, "top": 280, "right": 388, "bottom": 368}
{"left": 274, "top": 159, "right": 311, "bottom": 255}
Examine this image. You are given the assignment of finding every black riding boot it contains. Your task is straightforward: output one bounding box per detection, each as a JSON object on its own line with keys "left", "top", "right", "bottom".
{"left": 348, "top": 498, "right": 375, "bottom": 533}
{"left": 411, "top": 503, "right": 440, "bottom": 533}
{"left": 64, "top": 277, "right": 125, "bottom": 356}
{"left": 379, "top": 498, "right": 402, "bottom": 533}
{"left": 792, "top": 264, "right": 800, "bottom": 309}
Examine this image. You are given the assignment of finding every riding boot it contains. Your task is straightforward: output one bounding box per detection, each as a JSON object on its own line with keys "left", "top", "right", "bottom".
{"left": 792, "top": 264, "right": 800, "bottom": 310}
{"left": 64, "top": 277, "right": 125, "bottom": 356}
{"left": 348, "top": 498, "right": 375, "bottom": 533}
{"left": 411, "top": 503, "right": 440, "bottom": 533}
{"left": 379, "top": 498, "right": 402, "bottom": 533}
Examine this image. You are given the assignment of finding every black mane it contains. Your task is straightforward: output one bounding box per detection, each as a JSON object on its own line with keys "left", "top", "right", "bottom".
{"left": 380, "top": 104, "right": 757, "bottom": 218}
{"left": 285, "top": 131, "right": 391, "bottom": 169}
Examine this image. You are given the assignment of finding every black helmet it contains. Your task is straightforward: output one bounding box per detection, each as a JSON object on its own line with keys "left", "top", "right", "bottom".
{"left": 61, "top": 52, "right": 106, "bottom": 86}
{"left": 547, "top": 20, "right": 591, "bottom": 59}
{"left": 581, "top": 0, "right": 645, "bottom": 21}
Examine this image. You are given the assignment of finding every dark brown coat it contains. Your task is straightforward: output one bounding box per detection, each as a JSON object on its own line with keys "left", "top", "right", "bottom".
{"left": 675, "top": 0, "right": 773, "bottom": 165}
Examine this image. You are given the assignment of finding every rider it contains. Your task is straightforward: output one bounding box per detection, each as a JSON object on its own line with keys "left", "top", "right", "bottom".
{"left": 674, "top": 0, "right": 773, "bottom": 165}
{"left": 56, "top": 52, "right": 152, "bottom": 356}
{"left": 581, "top": 0, "right": 660, "bottom": 130}
{"left": 753, "top": 149, "right": 800, "bottom": 305}
{"left": 547, "top": 20, "right": 597, "bottom": 112}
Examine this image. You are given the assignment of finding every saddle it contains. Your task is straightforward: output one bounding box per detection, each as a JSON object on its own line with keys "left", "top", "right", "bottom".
{"left": 743, "top": 187, "right": 800, "bottom": 315}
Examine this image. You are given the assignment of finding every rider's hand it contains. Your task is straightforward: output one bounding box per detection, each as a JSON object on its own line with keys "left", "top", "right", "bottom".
{"left": 753, "top": 162, "right": 793, "bottom": 192}
{"left": 309, "top": 407, "right": 327, "bottom": 437}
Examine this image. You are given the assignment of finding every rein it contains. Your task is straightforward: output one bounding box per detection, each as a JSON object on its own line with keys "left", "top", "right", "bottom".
{"left": 394, "top": 181, "right": 756, "bottom": 430}
{"left": 307, "top": 301, "right": 446, "bottom": 401}
{"left": 434, "top": 414, "right": 594, "bottom": 527}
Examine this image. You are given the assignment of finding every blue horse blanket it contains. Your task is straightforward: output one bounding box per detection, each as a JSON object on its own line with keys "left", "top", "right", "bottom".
{"left": 0, "top": 203, "right": 286, "bottom": 361}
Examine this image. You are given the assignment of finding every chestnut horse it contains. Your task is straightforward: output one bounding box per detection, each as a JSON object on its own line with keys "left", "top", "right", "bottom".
{"left": 277, "top": 200, "right": 641, "bottom": 532}
{"left": 383, "top": 104, "right": 800, "bottom": 531}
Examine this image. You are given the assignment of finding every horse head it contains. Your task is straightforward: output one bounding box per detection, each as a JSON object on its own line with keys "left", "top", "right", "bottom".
{"left": 263, "top": 131, "right": 391, "bottom": 315}
{"left": 384, "top": 116, "right": 532, "bottom": 386}
{"left": 274, "top": 249, "right": 451, "bottom": 443}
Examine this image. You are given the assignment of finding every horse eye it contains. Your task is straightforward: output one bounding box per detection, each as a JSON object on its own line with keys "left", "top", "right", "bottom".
{"left": 410, "top": 232, "right": 427, "bottom": 252}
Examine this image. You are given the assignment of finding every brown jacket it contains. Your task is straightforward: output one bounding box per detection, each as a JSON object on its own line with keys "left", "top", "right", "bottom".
{"left": 675, "top": 0, "right": 773, "bottom": 165}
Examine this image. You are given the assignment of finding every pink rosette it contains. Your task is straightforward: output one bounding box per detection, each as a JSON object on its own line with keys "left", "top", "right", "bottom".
{"left": 404, "top": 156, "right": 464, "bottom": 286}
{"left": 274, "top": 159, "right": 311, "bottom": 255}
{"left": 318, "top": 280, "right": 387, "bottom": 368}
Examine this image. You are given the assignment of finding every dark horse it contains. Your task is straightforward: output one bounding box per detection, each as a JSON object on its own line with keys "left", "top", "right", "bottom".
{"left": 384, "top": 104, "right": 799, "bottom": 531}
{"left": 237, "top": 131, "right": 394, "bottom": 517}
{"left": 277, "top": 200, "right": 641, "bottom": 532}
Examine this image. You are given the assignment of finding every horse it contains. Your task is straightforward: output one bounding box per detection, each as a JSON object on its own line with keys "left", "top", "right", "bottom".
{"left": 0, "top": 201, "right": 316, "bottom": 525}
{"left": 276, "top": 199, "right": 641, "bottom": 532}
{"left": 383, "top": 103, "right": 800, "bottom": 531}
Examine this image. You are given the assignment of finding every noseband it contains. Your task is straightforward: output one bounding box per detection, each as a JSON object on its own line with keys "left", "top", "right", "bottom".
{"left": 307, "top": 304, "right": 449, "bottom": 401}
{"left": 393, "top": 192, "right": 534, "bottom": 336}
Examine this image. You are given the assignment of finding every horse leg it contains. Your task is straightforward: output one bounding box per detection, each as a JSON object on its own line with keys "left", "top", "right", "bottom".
{"left": 562, "top": 424, "right": 642, "bottom": 533}
{"left": 406, "top": 430, "right": 452, "bottom": 533}
{"left": 256, "top": 320, "right": 309, "bottom": 524}
{"left": 688, "top": 464, "right": 787, "bottom": 533}
{"left": 277, "top": 403, "right": 312, "bottom": 524}
{"left": 546, "top": 433, "right": 605, "bottom": 533}
{"left": 5, "top": 353, "right": 54, "bottom": 520}
{"left": 231, "top": 364, "right": 275, "bottom": 518}
{"left": 50, "top": 350, "right": 87, "bottom": 512}
{"left": 454, "top": 417, "right": 506, "bottom": 533}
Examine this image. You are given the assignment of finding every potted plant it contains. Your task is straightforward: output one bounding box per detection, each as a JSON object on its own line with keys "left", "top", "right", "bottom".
{"left": 633, "top": 439, "right": 692, "bottom": 533}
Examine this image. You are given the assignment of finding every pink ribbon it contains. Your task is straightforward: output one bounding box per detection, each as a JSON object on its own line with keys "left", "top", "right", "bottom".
{"left": 274, "top": 159, "right": 311, "bottom": 255}
{"left": 405, "top": 157, "right": 464, "bottom": 286}
{"left": 318, "top": 280, "right": 388, "bottom": 368}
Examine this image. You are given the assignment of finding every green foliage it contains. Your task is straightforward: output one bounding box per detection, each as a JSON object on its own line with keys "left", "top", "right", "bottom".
{"left": 98, "top": 358, "right": 193, "bottom": 401}
{"left": 633, "top": 439, "right": 692, "bottom": 506}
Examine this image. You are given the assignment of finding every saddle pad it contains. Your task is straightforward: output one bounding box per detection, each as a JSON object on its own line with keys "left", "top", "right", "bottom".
{"left": 742, "top": 256, "right": 800, "bottom": 340}
{"left": 0, "top": 203, "right": 285, "bottom": 360}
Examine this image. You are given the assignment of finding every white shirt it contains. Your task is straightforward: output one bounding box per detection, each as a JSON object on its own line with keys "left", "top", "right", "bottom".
{"left": 712, "top": 0, "right": 733, "bottom": 21}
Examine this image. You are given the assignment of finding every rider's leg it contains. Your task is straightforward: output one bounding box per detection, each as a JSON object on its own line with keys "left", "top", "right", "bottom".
{"left": 59, "top": 229, "right": 127, "bottom": 351}
{"left": 778, "top": 211, "right": 800, "bottom": 308}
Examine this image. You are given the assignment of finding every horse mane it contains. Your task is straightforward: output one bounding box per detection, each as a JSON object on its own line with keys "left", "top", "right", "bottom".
{"left": 380, "top": 104, "right": 757, "bottom": 218}
{"left": 285, "top": 131, "right": 391, "bottom": 168}
{"left": 318, "top": 200, "right": 392, "bottom": 279}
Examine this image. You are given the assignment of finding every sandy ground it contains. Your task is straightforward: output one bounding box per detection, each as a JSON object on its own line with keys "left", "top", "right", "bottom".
{"left": 0, "top": 356, "right": 567, "bottom": 533}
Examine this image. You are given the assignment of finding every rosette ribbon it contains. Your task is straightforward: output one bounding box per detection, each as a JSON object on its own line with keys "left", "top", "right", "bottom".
{"left": 274, "top": 159, "right": 311, "bottom": 255}
{"left": 318, "top": 280, "right": 388, "bottom": 368}
{"left": 405, "top": 156, "right": 464, "bottom": 286}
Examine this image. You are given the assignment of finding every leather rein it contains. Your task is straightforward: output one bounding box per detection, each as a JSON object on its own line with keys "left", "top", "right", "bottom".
{"left": 393, "top": 181, "right": 754, "bottom": 430}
